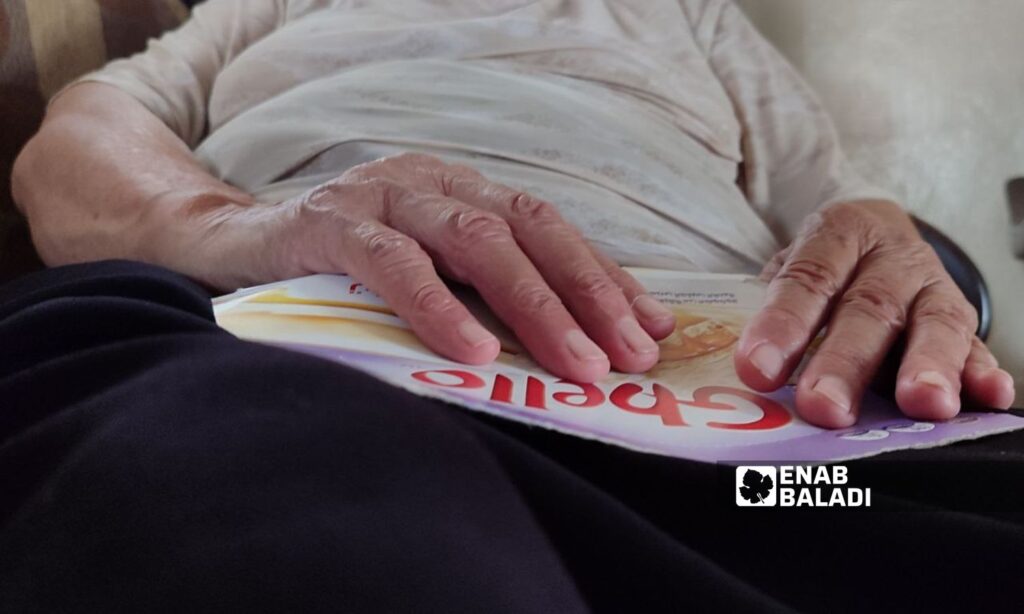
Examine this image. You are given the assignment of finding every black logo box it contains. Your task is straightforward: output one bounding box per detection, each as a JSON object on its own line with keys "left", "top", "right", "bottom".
{"left": 714, "top": 460, "right": 1024, "bottom": 513}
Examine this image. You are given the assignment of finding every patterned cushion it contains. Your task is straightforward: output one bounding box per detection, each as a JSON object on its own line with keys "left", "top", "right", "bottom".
{"left": 0, "top": 0, "right": 188, "bottom": 282}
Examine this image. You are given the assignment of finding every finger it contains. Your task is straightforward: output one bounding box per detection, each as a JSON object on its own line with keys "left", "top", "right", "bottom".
{"left": 961, "top": 338, "right": 1017, "bottom": 410}
{"left": 794, "top": 255, "right": 922, "bottom": 427}
{"left": 759, "top": 246, "right": 791, "bottom": 283}
{"left": 340, "top": 219, "right": 501, "bottom": 365}
{"left": 586, "top": 245, "right": 677, "bottom": 340}
{"left": 442, "top": 174, "right": 667, "bottom": 372}
{"left": 394, "top": 158, "right": 675, "bottom": 339}
{"left": 735, "top": 207, "right": 868, "bottom": 392}
{"left": 888, "top": 281, "right": 978, "bottom": 419}
{"left": 382, "top": 189, "right": 612, "bottom": 382}
{"left": 346, "top": 155, "right": 673, "bottom": 339}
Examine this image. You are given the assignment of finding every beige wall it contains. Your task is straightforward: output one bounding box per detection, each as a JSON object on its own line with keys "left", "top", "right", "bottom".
{"left": 739, "top": 0, "right": 1024, "bottom": 398}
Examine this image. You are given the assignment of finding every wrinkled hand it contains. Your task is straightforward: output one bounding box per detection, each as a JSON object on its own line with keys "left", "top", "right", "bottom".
{"left": 258, "top": 153, "right": 677, "bottom": 382}
{"left": 735, "top": 200, "right": 1016, "bottom": 428}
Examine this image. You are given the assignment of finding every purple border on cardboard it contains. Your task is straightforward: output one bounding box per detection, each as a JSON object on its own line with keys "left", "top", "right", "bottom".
{"left": 274, "top": 341, "right": 1024, "bottom": 463}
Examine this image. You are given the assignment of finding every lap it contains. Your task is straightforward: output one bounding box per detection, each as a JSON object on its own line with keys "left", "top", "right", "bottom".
{"left": 1, "top": 261, "right": 1020, "bottom": 613}
{"left": 0, "top": 261, "right": 592, "bottom": 613}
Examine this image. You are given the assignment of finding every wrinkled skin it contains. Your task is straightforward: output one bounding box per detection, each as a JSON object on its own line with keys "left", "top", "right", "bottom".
{"left": 734, "top": 200, "right": 1015, "bottom": 428}
{"left": 256, "top": 154, "right": 1014, "bottom": 428}
{"left": 264, "top": 153, "right": 678, "bottom": 384}
{"left": 19, "top": 96, "right": 1014, "bottom": 426}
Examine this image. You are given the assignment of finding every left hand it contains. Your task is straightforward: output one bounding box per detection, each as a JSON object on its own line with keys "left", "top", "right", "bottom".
{"left": 734, "top": 200, "right": 1016, "bottom": 428}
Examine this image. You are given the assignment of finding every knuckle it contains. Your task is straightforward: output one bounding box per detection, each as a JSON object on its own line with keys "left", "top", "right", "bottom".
{"left": 304, "top": 178, "right": 353, "bottom": 203}
{"left": 510, "top": 282, "right": 564, "bottom": 315}
{"left": 447, "top": 208, "right": 512, "bottom": 244}
{"left": 363, "top": 178, "right": 409, "bottom": 215}
{"left": 873, "top": 240, "right": 939, "bottom": 277}
{"left": 357, "top": 224, "right": 422, "bottom": 262}
{"left": 332, "top": 177, "right": 402, "bottom": 208}
{"left": 299, "top": 184, "right": 335, "bottom": 212}
{"left": 437, "top": 172, "right": 456, "bottom": 196}
{"left": 410, "top": 282, "right": 458, "bottom": 315}
{"left": 299, "top": 180, "right": 381, "bottom": 219}
{"left": 438, "top": 164, "right": 485, "bottom": 195}
{"left": 776, "top": 256, "right": 842, "bottom": 299}
{"left": 823, "top": 202, "right": 870, "bottom": 230}
{"left": 759, "top": 248, "right": 790, "bottom": 282}
{"left": 822, "top": 201, "right": 866, "bottom": 224}
{"left": 915, "top": 295, "right": 978, "bottom": 341}
{"left": 506, "top": 192, "right": 560, "bottom": 223}
{"left": 342, "top": 157, "right": 390, "bottom": 180}
{"left": 344, "top": 153, "right": 443, "bottom": 183}
{"left": 359, "top": 176, "right": 399, "bottom": 196}
{"left": 568, "top": 268, "right": 619, "bottom": 300}
{"left": 840, "top": 280, "right": 908, "bottom": 334}
{"left": 818, "top": 203, "right": 882, "bottom": 246}
{"left": 903, "top": 240, "right": 939, "bottom": 265}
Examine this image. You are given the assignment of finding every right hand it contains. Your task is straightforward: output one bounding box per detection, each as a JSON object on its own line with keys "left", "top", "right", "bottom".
{"left": 222, "top": 153, "right": 677, "bottom": 382}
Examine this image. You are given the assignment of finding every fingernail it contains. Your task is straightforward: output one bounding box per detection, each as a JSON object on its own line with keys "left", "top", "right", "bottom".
{"left": 566, "top": 329, "right": 609, "bottom": 363}
{"left": 632, "top": 295, "right": 674, "bottom": 322}
{"left": 749, "top": 342, "right": 784, "bottom": 382}
{"left": 618, "top": 318, "right": 660, "bottom": 356}
{"left": 914, "top": 370, "right": 951, "bottom": 394}
{"left": 812, "top": 375, "right": 853, "bottom": 414}
{"left": 458, "top": 321, "right": 497, "bottom": 348}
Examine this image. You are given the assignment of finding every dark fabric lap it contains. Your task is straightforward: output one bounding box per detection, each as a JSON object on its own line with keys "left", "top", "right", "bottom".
{"left": 1, "top": 261, "right": 1021, "bottom": 613}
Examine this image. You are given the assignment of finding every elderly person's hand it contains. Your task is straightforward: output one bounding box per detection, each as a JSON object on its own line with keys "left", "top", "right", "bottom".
{"left": 252, "top": 153, "right": 677, "bottom": 383}
{"left": 14, "top": 87, "right": 672, "bottom": 384}
{"left": 734, "top": 200, "right": 1016, "bottom": 428}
